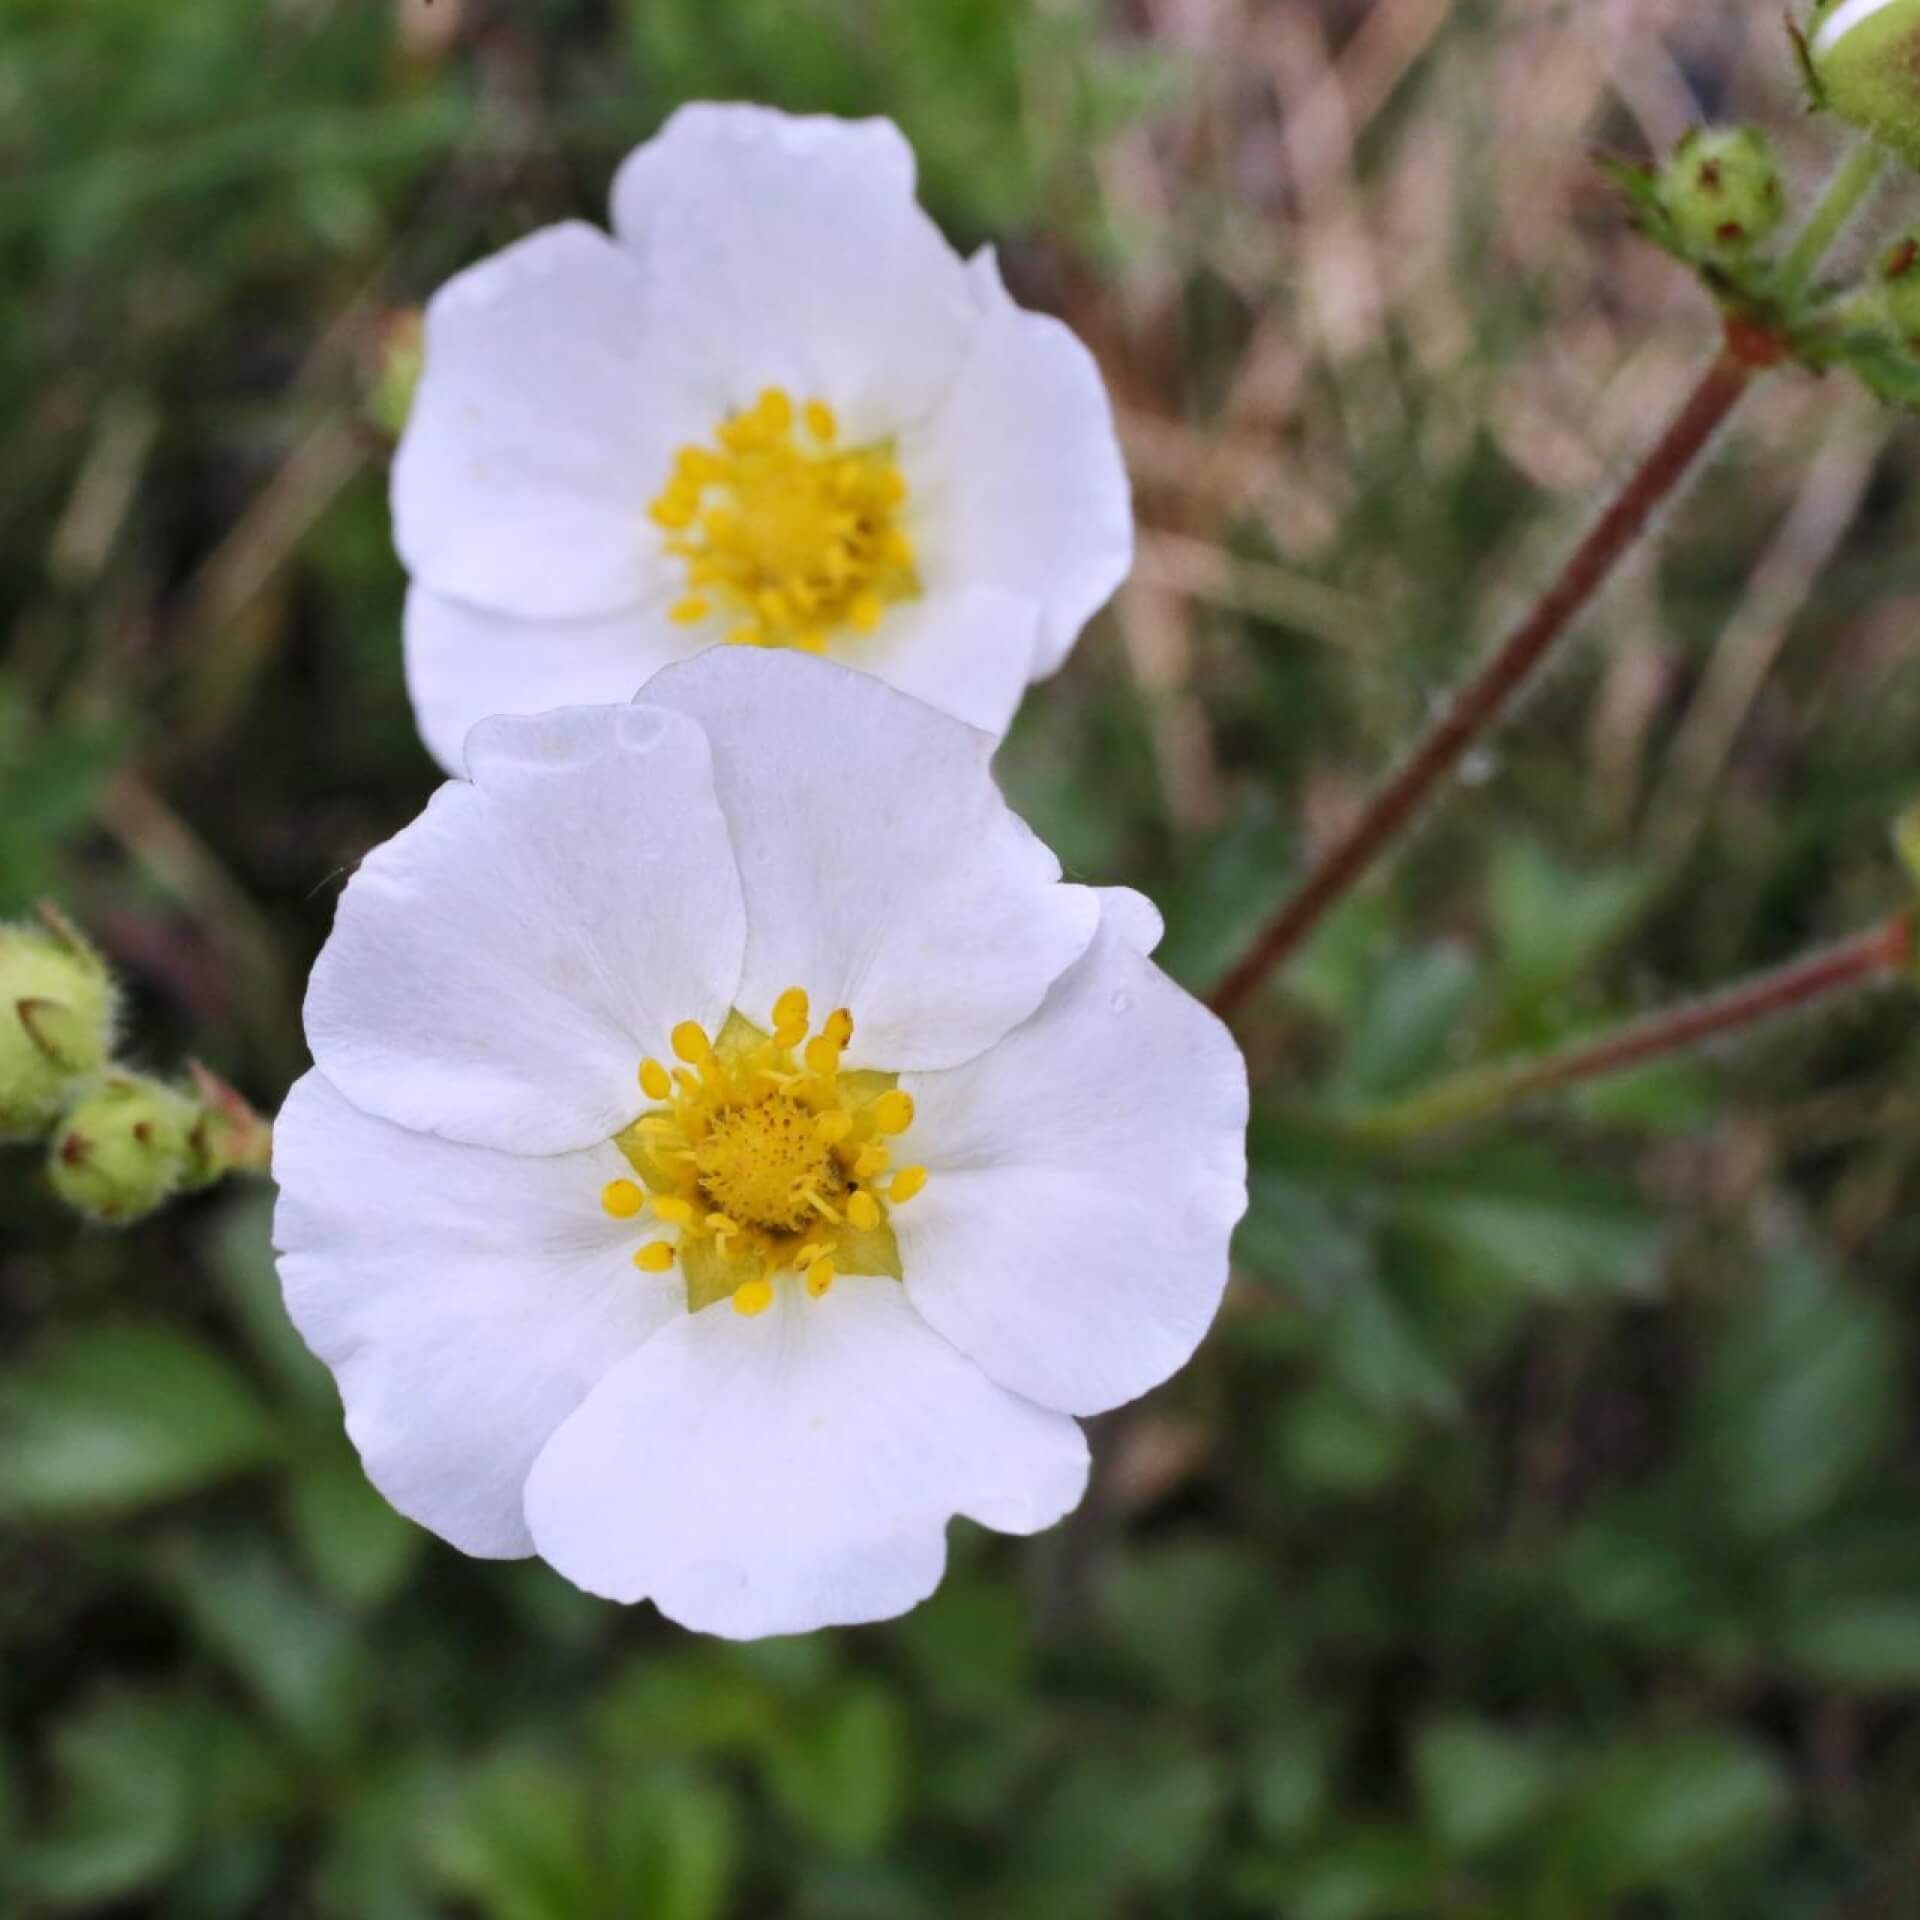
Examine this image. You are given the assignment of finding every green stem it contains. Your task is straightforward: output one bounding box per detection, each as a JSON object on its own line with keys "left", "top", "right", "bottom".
{"left": 1774, "top": 139, "right": 1887, "bottom": 304}
{"left": 1348, "top": 913, "right": 1913, "bottom": 1144}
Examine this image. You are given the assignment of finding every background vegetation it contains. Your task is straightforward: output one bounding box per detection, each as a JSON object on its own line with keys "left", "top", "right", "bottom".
{"left": 4, "top": 0, "right": 1920, "bottom": 1913}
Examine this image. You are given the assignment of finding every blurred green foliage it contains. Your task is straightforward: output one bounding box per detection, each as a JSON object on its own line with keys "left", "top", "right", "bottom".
{"left": 6, "top": 0, "right": 1920, "bottom": 1914}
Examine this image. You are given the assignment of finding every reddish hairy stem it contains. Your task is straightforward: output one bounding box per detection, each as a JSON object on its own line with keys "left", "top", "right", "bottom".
{"left": 1356, "top": 913, "right": 1913, "bottom": 1142}
{"left": 1209, "top": 344, "right": 1758, "bottom": 1021}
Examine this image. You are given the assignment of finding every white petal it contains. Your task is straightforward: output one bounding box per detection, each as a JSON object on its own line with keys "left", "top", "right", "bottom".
{"left": 305, "top": 704, "right": 745, "bottom": 1154}
{"left": 1098, "top": 885, "right": 1166, "bottom": 956}
{"left": 859, "top": 587, "right": 1044, "bottom": 738}
{"left": 609, "top": 106, "right": 980, "bottom": 441}
{"left": 392, "top": 223, "right": 695, "bottom": 621}
{"left": 272, "top": 1072, "right": 680, "bottom": 1558}
{"left": 523, "top": 1275, "right": 1088, "bottom": 1637}
{"left": 896, "top": 901, "right": 1248, "bottom": 1417}
{"left": 404, "top": 585, "right": 702, "bottom": 777}
{"left": 908, "top": 251, "right": 1133, "bottom": 678}
{"left": 636, "top": 649, "right": 1099, "bottom": 1071}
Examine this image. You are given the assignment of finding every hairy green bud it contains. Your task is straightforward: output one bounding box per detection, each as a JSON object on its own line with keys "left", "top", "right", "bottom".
{"left": 1807, "top": 0, "right": 1920, "bottom": 167}
{"left": 1657, "top": 127, "right": 1787, "bottom": 266}
{"left": 0, "top": 907, "right": 116, "bottom": 1141}
{"left": 47, "top": 1073, "right": 197, "bottom": 1226}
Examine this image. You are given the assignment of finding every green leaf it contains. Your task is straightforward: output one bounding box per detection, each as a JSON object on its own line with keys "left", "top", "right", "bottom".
{"left": 0, "top": 1322, "right": 281, "bottom": 1519}
{"left": 1782, "top": 1599, "right": 1920, "bottom": 1689}
{"left": 1694, "top": 1247, "right": 1897, "bottom": 1537}
{"left": 1486, "top": 837, "right": 1647, "bottom": 1010}
{"left": 1336, "top": 942, "right": 1480, "bottom": 1101}
{"left": 283, "top": 1451, "right": 424, "bottom": 1611}
{"left": 1413, "top": 1718, "right": 1559, "bottom": 1855}
{"left": 428, "top": 1752, "right": 601, "bottom": 1920}
{"left": 1549, "top": 1734, "right": 1789, "bottom": 1893}
{"left": 152, "top": 1534, "right": 363, "bottom": 1756}
{"left": 765, "top": 1679, "right": 909, "bottom": 1859}
{"left": 11, "top": 1689, "right": 288, "bottom": 1908}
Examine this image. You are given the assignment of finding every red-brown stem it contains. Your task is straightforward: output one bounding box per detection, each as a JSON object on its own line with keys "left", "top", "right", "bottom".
{"left": 1209, "top": 343, "right": 1759, "bottom": 1021}
{"left": 1355, "top": 913, "right": 1913, "bottom": 1142}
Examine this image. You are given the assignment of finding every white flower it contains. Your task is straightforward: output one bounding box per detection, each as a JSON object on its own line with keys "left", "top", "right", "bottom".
{"left": 393, "top": 103, "right": 1133, "bottom": 774}
{"left": 274, "top": 652, "right": 1246, "bottom": 1638}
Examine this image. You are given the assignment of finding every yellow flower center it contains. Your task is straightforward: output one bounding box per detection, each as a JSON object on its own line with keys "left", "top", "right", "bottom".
{"left": 598, "top": 988, "right": 928, "bottom": 1318}
{"left": 647, "top": 387, "right": 920, "bottom": 653}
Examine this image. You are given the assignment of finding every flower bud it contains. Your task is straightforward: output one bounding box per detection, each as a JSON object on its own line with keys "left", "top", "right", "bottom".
{"left": 0, "top": 907, "right": 116, "bottom": 1141}
{"left": 46, "top": 1073, "right": 197, "bottom": 1226}
{"left": 1806, "top": 0, "right": 1920, "bottom": 167}
{"left": 1656, "top": 127, "right": 1787, "bottom": 266}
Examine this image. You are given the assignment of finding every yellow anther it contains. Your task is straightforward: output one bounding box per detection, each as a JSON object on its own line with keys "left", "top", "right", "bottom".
{"left": 648, "top": 495, "right": 696, "bottom": 532}
{"left": 846, "top": 1190, "right": 880, "bottom": 1232}
{"left": 792, "top": 1241, "right": 827, "bottom": 1271}
{"left": 849, "top": 592, "right": 884, "bottom": 634}
{"left": 601, "top": 1179, "right": 645, "bottom": 1219}
{"left": 890, "top": 1165, "right": 928, "bottom": 1204}
{"left": 669, "top": 596, "right": 711, "bottom": 625}
{"left": 806, "top": 1257, "right": 836, "bottom": 1299}
{"left": 802, "top": 1185, "right": 842, "bottom": 1225}
{"left": 705, "top": 1212, "right": 739, "bottom": 1235}
{"left": 773, "top": 986, "right": 810, "bottom": 1043}
{"left": 804, "top": 398, "right": 838, "bottom": 443}
{"left": 853, "top": 1143, "right": 890, "bottom": 1179}
{"left": 756, "top": 386, "right": 793, "bottom": 433}
{"left": 804, "top": 1035, "right": 840, "bottom": 1076}
{"left": 814, "top": 1110, "right": 854, "bottom": 1145}
{"left": 725, "top": 625, "right": 764, "bottom": 648}
{"left": 795, "top": 631, "right": 828, "bottom": 655}
{"left": 639, "top": 1058, "right": 672, "bottom": 1101}
{"left": 651, "top": 1195, "right": 694, "bottom": 1227}
{"left": 733, "top": 1278, "right": 774, "bottom": 1317}
{"left": 634, "top": 1241, "right": 675, "bottom": 1273}
{"left": 674, "top": 1067, "right": 701, "bottom": 1098}
{"left": 824, "top": 1007, "right": 854, "bottom": 1048}
{"left": 671, "top": 1021, "right": 711, "bottom": 1064}
{"left": 871, "top": 1090, "right": 915, "bottom": 1135}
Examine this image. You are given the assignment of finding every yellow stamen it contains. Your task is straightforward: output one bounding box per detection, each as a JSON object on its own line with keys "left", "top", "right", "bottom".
{"left": 804, "top": 1035, "right": 840, "bottom": 1076}
{"left": 853, "top": 1143, "right": 890, "bottom": 1179}
{"left": 644, "top": 391, "right": 918, "bottom": 656}
{"left": 634, "top": 1242, "right": 675, "bottom": 1273}
{"left": 733, "top": 1278, "right": 774, "bottom": 1317}
{"left": 773, "top": 986, "right": 810, "bottom": 1033}
{"left": 601, "top": 1179, "right": 644, "bottom": 1220}
{"left": 639, "top": 1058, "right": 672, "bottom": 1101}
{"left": 846, "top": 1190, "right": 880, "bottom": 1232}
{"left": 871, "top": 1090, "right": 915, "bottom": 1135}
{"left": 671, "top": 1021, "right": 711, "bottom": 1064}
{"left": 806, "top": 1257, "right": 836, "bottom": 1298}
{"left": 815, "top": 1110, "right": 853, "bottom": 1145}
{"left": 890, "top": 1165, "right": 928, "bottom": 1204}
{"left": 824, "top": 1007, "right": 854, "bottom": 1049}
{"left": 651, "top": 1195, "right": 695, "bottom": 1227}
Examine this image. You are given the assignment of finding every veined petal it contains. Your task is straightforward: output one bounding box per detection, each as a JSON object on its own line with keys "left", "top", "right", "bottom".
{"left": 609, "top": 104, "right": 981, "bottom": 441}
{"left": 896, "top": 897, "right": 1248, "bottom": 1417}
{"left": 392, "top": 222, "right": 694, "bottom": 621}
{"left": 636, "top": 649, "right": 1099, "bottom": 1072}
{"left": 404, "top": 585, "right": 697, "bottom": 778}
{"left": 523, "top": 1274, "right": 1088, "bottom": 1638}
{"left": 908, "top": 250, "right": 1133, "bottom": 678}
{"left": 273, "top": 1072, "right": 680, "bottom": 1558}
{"left": 306, "top": 703, "right": 746, "bottom": 1154}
